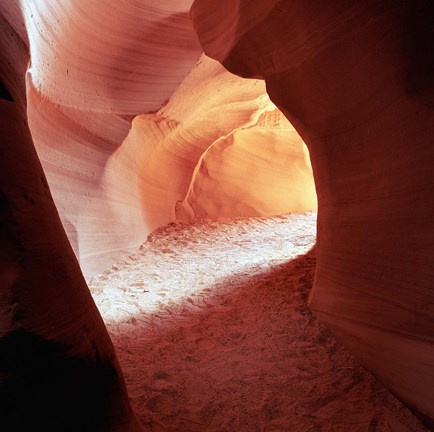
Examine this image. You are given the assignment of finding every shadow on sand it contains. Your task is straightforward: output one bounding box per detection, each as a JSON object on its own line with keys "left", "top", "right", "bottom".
{"left": 105, "top": 247, "right": 424, "bottom": 431}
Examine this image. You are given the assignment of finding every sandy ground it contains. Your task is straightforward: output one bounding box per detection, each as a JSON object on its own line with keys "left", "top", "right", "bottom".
{"left": 89, "top": 213, "right": 427, "bottom": 432}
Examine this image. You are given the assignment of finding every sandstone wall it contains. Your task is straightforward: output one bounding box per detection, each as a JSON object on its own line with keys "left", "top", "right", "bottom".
{"left": 191, "top": 0, "right": 434, "bottom": 426}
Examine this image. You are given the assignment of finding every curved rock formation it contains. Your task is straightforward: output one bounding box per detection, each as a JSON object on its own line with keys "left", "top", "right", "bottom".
{"left": 24, "top": 2, "right": 315, "bottom": 279}
{"left": 1, "top": 0, "right": 316, "bottom": 429}
{"left": 3, "top": 0, "right": 433, "bottom": 429}
{"left": 0, "top": 7, "right": 141, "bottom": 432}
{"left": 116, "top": 54, "right": 315, "bottom": 230}
{"left": 191, "top": 0, "right": 434, "bottom": 426}
{"left": 23, "top": 0, "right": 203, "bottom": 279}
{"left": 23, "top": 0, "right": 200, "bottom": 113}
{"left": 180, "top": 124, "right": 315, "bottom": 219}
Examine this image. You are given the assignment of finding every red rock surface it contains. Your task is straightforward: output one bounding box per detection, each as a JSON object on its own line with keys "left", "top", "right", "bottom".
{"left": 1, "top": 1, "right": 316, "bottom": 429}
{"left": 89, "top": 214, "right": 426, "bottom": 432}
{"left": 191, "top": 0, "right": 434, "bottom": 427}
{"left": 0, "top": 6, "right": 141, "bottom": 431}
{"left": 1, "top": 0, "right": 434, "bottom": 430}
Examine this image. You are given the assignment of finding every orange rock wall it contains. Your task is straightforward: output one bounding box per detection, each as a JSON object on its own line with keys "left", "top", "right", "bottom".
{"left": 191, "top": 0, "right": 434, "bottom": 427}
{"left": 28, "top": 31, "right": 316, "bottom": 279}
{"left": 118, "top": 55, "right": 316, "bottom": 229}
{"left": 15, "top": 0, "right": 317, "bottom": 280}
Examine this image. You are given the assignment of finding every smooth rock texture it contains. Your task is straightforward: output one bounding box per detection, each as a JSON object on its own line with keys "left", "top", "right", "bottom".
{"left": 3, "top": 0, "right": 434, "bottom": 429}
{"left": 0, "top": 6, "right": 140, "bottom": 431}
{"left": 22, "top": 0, "right": 203, "bottom": 278}
{"left": 119, "top": 55, "right": 316, "bottom": 230}
{"left": 191, "top": 0, "right": 434, "bottom": 427}
{"left": 1, "top": 0, "right": 316, "bottom": 429}
{"left": 180, "top": 125, "right": 315, "bottom": 219}
{"left": 22, "top": 0, "right": 201, "bottom": 113}
{"left": 26, "top": 13, "right": 315, "bottom": 279}
{"left": 27, "top": 84, "right": 139, "bottom": 275}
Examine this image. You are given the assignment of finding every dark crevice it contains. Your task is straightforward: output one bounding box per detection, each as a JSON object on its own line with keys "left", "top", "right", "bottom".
{"left": 0, "top": 80, "right": 14, "bottom": 102}
{"left": 0, "top": 330, "right": 123, "bottom": 432}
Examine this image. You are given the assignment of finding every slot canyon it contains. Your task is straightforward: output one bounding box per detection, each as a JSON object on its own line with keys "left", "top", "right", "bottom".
{"left": 0, "top": 0, "right": 433, "bottom": 431}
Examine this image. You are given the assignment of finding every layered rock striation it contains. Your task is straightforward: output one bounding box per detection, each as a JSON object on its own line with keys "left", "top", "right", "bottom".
{"left": 0, "top": 5, "right": 141, "bottom": 431}
{"left": 1, "top": 0, "right": 316, "bottom": 429}
{"left": 23, "top": 0, "right": 203, "bottom": 278}
{"left": 22, "top": 0, "right": 315, "bottom": 279}
{"left": 191, "top": 0, "right": 434, "bottom": 426}
{"left": 3, "top": 0, "right": 433, "bottom": 429}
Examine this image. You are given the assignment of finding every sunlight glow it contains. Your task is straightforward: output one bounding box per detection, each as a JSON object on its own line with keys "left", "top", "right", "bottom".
{"left": 89, "top": 213, "right": 317, "bottom": 325}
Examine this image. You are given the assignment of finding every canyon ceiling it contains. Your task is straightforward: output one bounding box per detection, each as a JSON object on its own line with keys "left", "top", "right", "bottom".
{"left": 1, "top": 0, "right": 433, "bottom": 431}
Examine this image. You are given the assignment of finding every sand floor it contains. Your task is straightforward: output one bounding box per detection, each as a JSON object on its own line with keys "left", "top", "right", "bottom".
{"left": 89, "top": 213, "right": 427, "bottom": 432}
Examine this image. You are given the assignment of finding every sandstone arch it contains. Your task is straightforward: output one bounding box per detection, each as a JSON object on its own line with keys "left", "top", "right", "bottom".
{"left": 191, "top": 0, "right": 434, "bottom": 426}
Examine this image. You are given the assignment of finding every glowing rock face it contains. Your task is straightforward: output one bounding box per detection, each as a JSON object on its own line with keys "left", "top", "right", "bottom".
{"left": 115, "top": 55, "right": 316, "bottom": 231}
{"left": 22, "top": 0, "right": 202, "bottom": 278}
{"left": 179, "top": 117, "right": 316, "bottom": 219}
{"left": 191, "top": 0, "right": 434, "bottom": 427}
{"left": 25, "top": 0, "right": 315, "bottom": 279}
{"left": 3, "top": 0, "right": 433, "bottom": 429}
{"left": 30, "top": 44, "right": 315, "bottom": 280}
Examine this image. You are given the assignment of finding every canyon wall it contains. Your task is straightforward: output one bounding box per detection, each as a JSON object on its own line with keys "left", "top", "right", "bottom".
{"left": 17, "top": 0, "right": 316, "bottom": 280}
{"left": 4, "top": 0, "right": 432, "bottom": 428}
{"left": 191, "top": 0, "right": 434, "bottom": 427}
{"left": 0, "top": 5, "right": 141, "bottom": 431}
{"left": 1, "top": 1, "right": 316, "bottom": 428}
{"left": 117, "top": 55, "right": 316, "bottom": 230}
{"left": 23, "top": 0, "right": 203, "bottom": 279}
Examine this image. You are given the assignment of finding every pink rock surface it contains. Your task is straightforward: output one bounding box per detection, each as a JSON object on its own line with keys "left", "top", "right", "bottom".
{"left": 21, "top": 0, "right": 203, "bottom": 279}
{"left": 1, "top": 1, "right": 316, "bottom": 429}
{"left": 2, "top": 0, "right": 434, "bottom": 429}
{"left": 191, "top": 0, "right": 434, "bottom": 427}
{"left": 25, "top": 13, "right": 314, "bottom": 279}
{"left": 0, "top": 6, "right": 141, "bottom": 431}
{"left": 22, "top": 0, "right": 201, "bottom": 113}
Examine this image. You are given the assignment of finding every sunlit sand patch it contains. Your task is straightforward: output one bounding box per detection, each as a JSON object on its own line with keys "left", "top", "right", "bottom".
{"left": 89, "top": 213, "right": 427, "bottom": 432}
{"left": 90, "top": 213, "right": 316, "bottom": 323}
